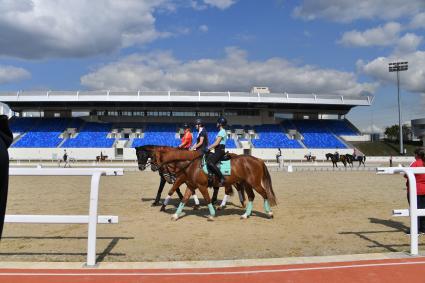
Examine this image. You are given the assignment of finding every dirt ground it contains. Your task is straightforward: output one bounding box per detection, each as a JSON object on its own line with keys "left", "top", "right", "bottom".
{"left": 0, "top": 170, "right": 417, "bottom": 262}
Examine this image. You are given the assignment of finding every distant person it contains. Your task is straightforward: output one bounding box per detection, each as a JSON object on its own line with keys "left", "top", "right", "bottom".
{"left": 178, "top": 124, "right": 193, "bottom": 149}
{"left": 63, "top": 150, "right": 69, "bottom": 168}
{"left": 390, "top": 155, "right": 393, "bottom": 167}
{"left": 276, "top": 148, "right": 282, "bottom": 163}
{"left": 306, "top": 151, "right": 312, "bottom": 161}
{"left": 100, "top": 151, "right": 103, "bottom": 160}
{"left": 334, "top": 150, "right": 340, "bottom": 160}
{"left": 404, "top": 147, "right": 425, "bottom": 234}
{"left": 0, "top": 115, "right": 13, "bottom": 239}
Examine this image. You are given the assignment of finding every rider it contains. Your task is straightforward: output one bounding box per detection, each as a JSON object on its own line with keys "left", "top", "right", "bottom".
{"left": 178, "top": 123, "right": 193, "bottom": 149}
{"left": 207, "top": 116, "right": 228, "bottom": 185}
{"left": 334, "top": 150, "right": 340, "bottom": 160}
{"left": 191, "top": 118, "right": 208, "bottom": 152}
{"left": 307, "top": 151, "right": 312, "bottom": 161}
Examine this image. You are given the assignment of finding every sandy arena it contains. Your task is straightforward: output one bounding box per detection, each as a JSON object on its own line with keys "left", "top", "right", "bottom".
{"left": 0, "top": 170, "right": 418, "bottom": 263}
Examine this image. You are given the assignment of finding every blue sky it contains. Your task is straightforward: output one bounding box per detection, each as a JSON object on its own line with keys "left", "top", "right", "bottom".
{"left": 0, "top": 0, "right": 424, "bottom": 132}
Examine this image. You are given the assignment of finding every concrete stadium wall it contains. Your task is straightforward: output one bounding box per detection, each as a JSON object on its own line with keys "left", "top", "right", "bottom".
{"left": 8, "top": 147, "right": 414, "bottom": 163}
{"left": 251, "top": 148, "right": 354, "bottom": 160}
{"left": 341, "top": 135, "right": 371, "bottom": 142}
{"left": 9, "top": 148, "right": 116, "bottom": 161}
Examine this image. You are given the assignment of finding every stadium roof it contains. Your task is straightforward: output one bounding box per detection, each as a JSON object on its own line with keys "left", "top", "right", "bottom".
{"left": 0, "top": 90, "right": 373, "bottom": 108}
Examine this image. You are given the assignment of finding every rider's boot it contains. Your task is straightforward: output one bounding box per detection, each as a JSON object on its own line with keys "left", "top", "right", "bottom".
{"left": 208, "top": 163, "right": 225, "bottom": 186}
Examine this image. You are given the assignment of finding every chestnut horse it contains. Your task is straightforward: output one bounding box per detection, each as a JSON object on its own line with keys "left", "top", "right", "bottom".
{"left": 135, "top": 145, "right": 244, "bottom": 210}
{"left": 154, "top": 150, "right": 277, "bottom": 220}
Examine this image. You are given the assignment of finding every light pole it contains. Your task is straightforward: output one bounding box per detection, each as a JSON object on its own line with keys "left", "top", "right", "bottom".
{"left": 389, "top": 61, "right": 408, "bottom": 155}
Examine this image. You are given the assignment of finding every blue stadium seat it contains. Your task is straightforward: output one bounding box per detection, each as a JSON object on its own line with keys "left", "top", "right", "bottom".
{"left": 62, "top": 122, "right": 115, "bottom": 148}
{"left": 13, "top": 118, "right": 71, "bottom": 148}
{"left": 132, "top": 124, "right": 180, "bottom": 147}
{"left": 292, "top": 120, "right": 347, "bottom": 148}
{"left": 252, "top": 124, "right": 301, "bottom": 148}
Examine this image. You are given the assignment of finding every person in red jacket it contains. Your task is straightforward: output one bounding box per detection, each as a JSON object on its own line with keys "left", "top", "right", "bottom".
{"left": 406, "top": 147, "right": 425, "bottom": 234}
{"left": 178, "top": 124, "right": 193, "bottom": 149}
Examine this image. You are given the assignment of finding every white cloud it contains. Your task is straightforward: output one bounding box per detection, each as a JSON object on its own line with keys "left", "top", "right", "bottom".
{"left": 0, "top": 65, "right": 30, "bottom": 84}
{"left": 199, "top": 25, "right": 209, "bottom": 32}
{"left": 410, "top": 12, "right": 425, "bottom": 29}
{"left": 339, "top": 22, "right": 401, "bottom": 47}
{"left": 202, "top": 0, "right": 236, "bottom": 9}
{"left": 395, "top": 33, "right": 423, "bottom": 54}
{"left": 357, "top": 51, "right": 425, "bottom": 94}
{"left": 0, "top": 0, "right": 183, "bottom": 59}
{"left": 293, "top": 0, "right": 425, "bottom": 23}
{"left": 81, "top": 47, "right": 376, "bottom": 96}
{"left": 361, "top": 124, "right": 384, "bottom": 134}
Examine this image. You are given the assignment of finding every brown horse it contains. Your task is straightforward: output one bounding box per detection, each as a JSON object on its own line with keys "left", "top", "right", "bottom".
{"left": 135, "top": 145, "right": 245, "bottom": 210}
{"left": 144, "top": 146, "right": 246, "bottom": 211}
{"left": 154, "top": 150, "right": 277, "bottom": 220}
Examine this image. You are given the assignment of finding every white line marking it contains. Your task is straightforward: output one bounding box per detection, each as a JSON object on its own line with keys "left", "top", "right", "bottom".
{"left": 1, "top": 260, "right": 425, "bottom": 276}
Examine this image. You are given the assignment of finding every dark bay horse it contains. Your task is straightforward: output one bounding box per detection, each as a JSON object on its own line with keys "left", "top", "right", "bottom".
{"left": 155, "top": 150, "right": 277, "bottom": 220}
{"left": 325, "top": 153, "right": 347, "bottom": 168}
{"left": 135, "top": 145, "right": 185, "bottom": 205}
{"left": 345, "top": 154, "right": 366, "bottom": 167}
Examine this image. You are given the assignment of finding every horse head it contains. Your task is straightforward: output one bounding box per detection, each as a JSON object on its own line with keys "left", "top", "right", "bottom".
{"left": 135, "top": 145, "right": 156, "bottom": 171}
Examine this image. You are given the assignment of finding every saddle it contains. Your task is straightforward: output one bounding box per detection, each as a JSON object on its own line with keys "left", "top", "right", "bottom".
{"left": 201, "top": 153, "right": 232, "bottom": 186}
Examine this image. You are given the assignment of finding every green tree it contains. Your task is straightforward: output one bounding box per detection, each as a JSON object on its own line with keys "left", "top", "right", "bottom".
{"left": 384, "top": 124, "right": 411, "bottom": 141}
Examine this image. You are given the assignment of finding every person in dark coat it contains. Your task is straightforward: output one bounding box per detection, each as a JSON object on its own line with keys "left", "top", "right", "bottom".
{"left": 0, "top": 115, "right": 12, "bottom": 240}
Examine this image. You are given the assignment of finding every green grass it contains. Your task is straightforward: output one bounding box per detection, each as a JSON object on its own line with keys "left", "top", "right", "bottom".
{"left": 352, "top": 140, "right": 423, "bottom": 156}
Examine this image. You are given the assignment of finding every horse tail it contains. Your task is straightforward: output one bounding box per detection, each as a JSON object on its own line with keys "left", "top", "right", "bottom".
{"left": 262, "top": 162, "right": 277, "bottom": 206}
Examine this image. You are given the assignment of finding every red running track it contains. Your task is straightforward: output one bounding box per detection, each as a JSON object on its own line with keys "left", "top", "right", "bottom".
{"left": 2, "top": 257, "right": 425, "bottom": 283}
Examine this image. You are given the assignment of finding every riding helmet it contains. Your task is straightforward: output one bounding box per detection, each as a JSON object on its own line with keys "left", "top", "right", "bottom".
{"left": 195, "top": 118, "right": 203, "bottom": 126}
{"left": 183, "top": 123, "right": 190, "bottom": 129}
{"left": 217, "top": 116, "right": 227, "bottom": 127}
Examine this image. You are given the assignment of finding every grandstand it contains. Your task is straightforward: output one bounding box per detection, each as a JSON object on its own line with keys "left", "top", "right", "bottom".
{"left": 0, "top": 90, "right": 373, "bottom": 160}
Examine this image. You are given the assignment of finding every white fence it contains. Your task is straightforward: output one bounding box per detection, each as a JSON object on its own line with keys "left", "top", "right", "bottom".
{"left": 377, "top": 167, "right": 425, "bottom": 255}
{"left": 6, "top": 167, "right": 124, "bottom": 266}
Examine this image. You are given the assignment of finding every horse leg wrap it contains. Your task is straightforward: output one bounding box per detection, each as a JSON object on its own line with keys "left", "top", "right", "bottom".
{"left": 192, "top": 194, "right": 200, "bottom": 205}
{"left": 207, "top": 203, "right": 216, "bottom": 217}
{"left": 245, "top": 201, "right": 253, "bottom": 216}
{"left": 264, "top": 200, "right": 271, "bottom": 213}
{"left": 175, "top": 202, "right": 185, "bottom": 216}
{"left": 163, "top": 195, "right": 171, "bottom": 206}
{"left": 220, "top": 194, "right": 229, "bottom": 207}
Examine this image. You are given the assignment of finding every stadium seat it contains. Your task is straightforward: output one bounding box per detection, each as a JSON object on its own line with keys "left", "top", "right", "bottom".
{"left": 251, "top": 124, "right": 302, "bottom": 148}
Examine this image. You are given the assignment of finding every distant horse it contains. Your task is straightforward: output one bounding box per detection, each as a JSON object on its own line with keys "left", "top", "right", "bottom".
{"left": 154, "top": 150, "right": 277, "bottom": 220}
{"left": 96, "top": 155, "right": 108, "bottom": 162}
{"left": 345, "top": 154, "right": 366, "bottom": 167}
{"left": 304, "top": 155, "right": 316, "bottom": 162}
{"left": 325, "top": 153, "right": 347, "bottom": 168}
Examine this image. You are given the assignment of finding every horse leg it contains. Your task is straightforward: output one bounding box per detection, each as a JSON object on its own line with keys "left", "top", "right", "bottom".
{"left": 151, "top": 176, "right": 166, "bottom": 206}
{"left": 192, "top": 190, "right": 200, "bottom": 210}
{"left": 172, "top": 187, "right": 193, "bottom": 221}
{"left": 240, "top": 186, "right": 255, "bottom": 219}
{"left": 211, "top": 187, "right": 219, "bottom": 205}
{"left": 176, "top": 188, "right": 184, "bottom": 200}
{"left": 160, "top": 177, "right": 185, "bottom": 212}
{"left": 248, "top": 180, "right": 274, "bottom": 219}
{"left": 198, "top": 186, "right": 215, "bottom": 221}
{"left": 217, "top": 186, "right": 231, "bottom": 210}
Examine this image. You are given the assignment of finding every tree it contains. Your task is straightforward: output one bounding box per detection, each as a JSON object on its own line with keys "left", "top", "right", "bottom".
{"left": 384, "top": 124, "right": 411, "bottom": 141}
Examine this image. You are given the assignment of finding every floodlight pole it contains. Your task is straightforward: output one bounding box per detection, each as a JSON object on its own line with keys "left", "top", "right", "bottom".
{"left": 389, "top": 61, "right": 408, "bottom": 155}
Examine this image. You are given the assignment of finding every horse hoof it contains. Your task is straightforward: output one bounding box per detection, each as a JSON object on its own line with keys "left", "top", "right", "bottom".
{"left": 240, "top": 214, "right": 249, "bottom": 220}
{"left": 193, "top": 205, "right": 200, "bottom": 210}
{"left": 160, "top": 205, "right": 166, "bottom": 212}
{"left": 151, "top": 201, "right": 162, "bottom": 207}
{"left": 267, "top": 212, "right": 274, "bottom": 219}
{"left": 171, "top": 214, "right": 179, "bottom": 221}
{"left": 217, "top": 205, "right": 225, "bottom": 211}
{"left": 207, "top": 216, "right": 215, "bottom": 221}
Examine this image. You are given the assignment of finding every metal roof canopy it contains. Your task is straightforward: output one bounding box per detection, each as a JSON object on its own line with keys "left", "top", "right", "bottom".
{"left": 0, "top": 90, "right": 373, "bottom": 111}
